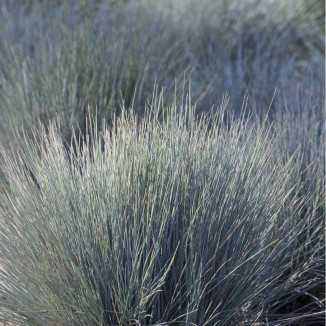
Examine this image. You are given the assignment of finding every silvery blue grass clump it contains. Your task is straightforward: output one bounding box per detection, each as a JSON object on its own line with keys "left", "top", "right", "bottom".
{"left": 0, "top": 98, "right": 324, "bottom": 325}
{"left": 0, "top": 0, "right": 324, "bottom": 325}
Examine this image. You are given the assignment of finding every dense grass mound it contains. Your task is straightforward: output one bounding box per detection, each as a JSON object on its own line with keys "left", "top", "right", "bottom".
{"left": 0, "top": 100, "right": 324, "bottom": 325}
{"left": 0, "top": 0, "right": 324, "bottom": 325}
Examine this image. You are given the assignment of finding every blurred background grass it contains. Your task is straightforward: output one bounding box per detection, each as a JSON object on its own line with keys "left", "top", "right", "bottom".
{"left": 0, "top": 0, "right": 324, "bottom": 142}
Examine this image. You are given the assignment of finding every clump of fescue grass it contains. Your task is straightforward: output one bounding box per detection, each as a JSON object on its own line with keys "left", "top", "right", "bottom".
{"left": 0, "top": 0, "right": 324, "bottom": 324}
{"left": 0, "top": 95, "right": 324, "bottom": 325}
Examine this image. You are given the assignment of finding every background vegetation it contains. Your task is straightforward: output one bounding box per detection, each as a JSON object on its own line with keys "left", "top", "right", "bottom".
{"left": 0, "top": 0, "right": 324, "bottom": 325}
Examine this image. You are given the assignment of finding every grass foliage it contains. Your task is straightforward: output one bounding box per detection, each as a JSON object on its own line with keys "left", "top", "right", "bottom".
{"left": 0, "top": 0, "right": 324, "bottom": 143}
{"left": 0, "top": 98, "right": 324, "bottom": 325}
{"left": 0, "top": 0, "right": 324, "bottom": 325}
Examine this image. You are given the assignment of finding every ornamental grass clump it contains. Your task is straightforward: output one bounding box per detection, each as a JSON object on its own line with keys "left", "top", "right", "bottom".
{"left": 0, "top": 97, "right": 324, "bottom": 325}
